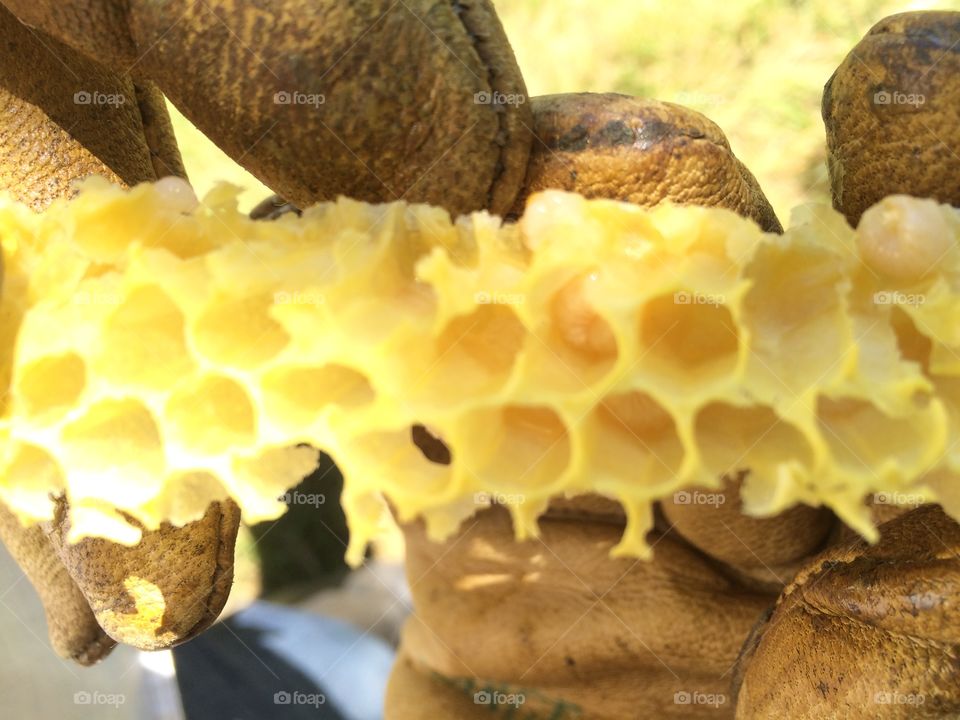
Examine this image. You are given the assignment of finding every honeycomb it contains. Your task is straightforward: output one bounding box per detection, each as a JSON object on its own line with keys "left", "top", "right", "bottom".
{"left": 0, "top": 180, "right": 958, "bottom": 565}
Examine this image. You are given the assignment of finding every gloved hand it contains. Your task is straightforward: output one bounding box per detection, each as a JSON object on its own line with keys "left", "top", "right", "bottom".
{"left": 389, "top": 10, "right": 960, "bottom": 720}
{"left": 0, "top": 0, "right": 783, "bottom": 667}
{"left": 0, "top": 6, "right": 958, "bottom": 720}
{"left": 0, "top": 3, "right": 239, "bottom": 662}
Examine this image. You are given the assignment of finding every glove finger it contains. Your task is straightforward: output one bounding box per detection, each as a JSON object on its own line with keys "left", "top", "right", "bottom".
{"left": 509, "top": 92, "right": 782, "bottom": 231}
{"left": 45, "top": 499, "right": 241, "bottom": 651}
{"left": 0, "top": 502, "right": 114, "bottom": 664}
{"left": 733, "top": 504, "right": 960, "bottom": 718}
{"left": 823, "top": 11, "right": 960, "bottom": 225}
{"left": 661, "top": 474, "right": 837, "bottom": 591}
{"left": 4, "top": 0, "right": 534, "bottom": 218}
{"left": 0, "top": 3, "right": 184, "bottom": 211}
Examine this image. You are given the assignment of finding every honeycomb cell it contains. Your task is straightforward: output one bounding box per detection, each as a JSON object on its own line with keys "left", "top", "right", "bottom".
{"left": 742, "top": 244, "right": 848, "bottom": 395}
{"left": 891, "top": 307, "right": 932, "bottom": 372}
{"left": 194, "top": 294, "right": 290, "bottom": 369}
{"left": 458, "top": 405, "right": 571, "bottom": 493}
{"left": 587, "top": 391, "right": 684, "bottom": 491}
{"left": 17, "top": 352, "right": 86, "bottom": 418}
{"left": 602, "top": 391, "right": 676, "bottom": 438}
{"left": 0, "top": 443, "right": 65, "bottom": 516}
{"left": 262, "top": 364, "right": 374, "bottom": 427}
{"left": 60, "top": 399, "right": 165, "bottom": 504}
{"left": 165, "top": 375, "right": 256, "bottom": 455}
{"left": 639, "top": 293, "right": 739, "bottom": 382}
{"left": 519, "top": 274, "right": 620, "bottom": 394}
{"left": 230, "top": 445, "right": 322, "bottom": 523}
{"left": 98, "top": 285, "right": 194, "bottom": 389}
{"left": 413, "top": 304, "right": 525, "bottom": 401}
{"left": 141, "top": 471, "right": 230, "bottom": 528}
{"left": 816, "top": 396, "right": 940, "bottom": 476}
{"left": 695, "top": 403, "right": 813, "bottom": 483}
{"left": 341, "top": 428, "right": 455, "bottom": 505}
{"left": 551, "top": 275, "right": 618, "bottom": 358}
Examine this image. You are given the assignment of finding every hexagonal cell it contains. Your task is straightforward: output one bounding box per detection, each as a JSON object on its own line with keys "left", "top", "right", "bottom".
{"left": 262, "top": 364, "right": 374, "bottom": 426}
{"left": 551, "top": 275, "right": 618, "bottom": 358}
{"left": 601, "top": 391, "right": 676, "bottom": 438}
{"left": 341, "top": 428, "right": 454, "bottom": 503}
{"left": 60, "top": 399, "right": 166, "bottom": 504}
{"left": 98, "top": 285, "right": 194, "bottom": 389}
{"left": 0, "top": 443, "right": 65, "bottom": 513}
{"left": 695, "top": 402, "right": 813, "bottom": 483}
{"left": 457, "top": 405, "right": 571, "bottom": 493}
{"left": 144, "top": 471, "right": 231, "bottom": 527}
{"left": 519, "top": 274, "right": 620, "bottom": 394}
{"left": 165, "top": 375, "right": 257, "bottom": 455}
{"left": 194, "top": 293, "right": 290, "bottom": 369}
{"left": 414, "top": 304, "right": 525, "bottom": 401}
{"left": 741, "top": 243, "right": 848, "bottom": 395}
{"left": 817, "top": 396, "right": 938, "bottom": 475}
{"left": 230, "top": 444, "right": 322, "bottom": 523}
{"left": 639, "top": 293, "right": 739, "bottom": 385}
{"left": 891, "top": 307, "right": 932, "bottom": 372}
{"left": 585, "top": 391, "right": 684, "bottom": 491}
{"left": 17, "top": 352, "right": 86, "bottom": 418}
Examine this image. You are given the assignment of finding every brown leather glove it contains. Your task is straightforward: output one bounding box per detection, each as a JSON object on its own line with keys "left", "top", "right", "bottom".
{"left": 0, "top": 0, "right": 795, "bottom": 668}
{"left": 389, "top": 88, "right": 800, "bottom": 718}
{"left": 390, "top": 10, "right": 960, "bottom": 720}
{"left": 734, "top": 505, "right": 960, "bottom": 719}
{"left": 0, "top": 5, "right": 238, "bottom": 663}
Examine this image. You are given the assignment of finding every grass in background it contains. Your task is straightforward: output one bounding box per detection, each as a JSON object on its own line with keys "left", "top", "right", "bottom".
{"left": 169, "top": 0, "right": 956, "bottom": 220}
{"left": 497, "top": 0, "right": 954, "bottom": 220}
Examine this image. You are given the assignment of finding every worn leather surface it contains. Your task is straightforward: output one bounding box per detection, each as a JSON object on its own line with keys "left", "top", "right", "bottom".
{"left": 45, "top": 500, "right": 240, "bottom": 651}
{"left": 0, "top": 4, "right": 184, "bottom": 211}
{"left": 734, "top": 505, "right": 960, "bottom": 719}
{"left": 0, "top": 5, "right": 238, "bottom": 663}
{"left": 661, "top": 476, "right": 836, "bottom": 591}
{"left": 823, "top": 11, "right": 960, "bottom": 226}
{"left": 1, "top": 0, "right": 534, "bottom": 218}
{"left": 393, "top": 506, "right": 772, "bottom": 720}
{"left": 511, "top": 93, "right": 782, "bottom": 232}
{"left": 395, "top": 83, "right": 797, "bottom": 717}
{"left": 0, "top": 502, "right": 113, "bottom": 665}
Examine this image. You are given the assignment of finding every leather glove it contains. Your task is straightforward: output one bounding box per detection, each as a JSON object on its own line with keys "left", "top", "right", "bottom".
{"left": 0, "top": 3, "right": 238, "bottom": 662}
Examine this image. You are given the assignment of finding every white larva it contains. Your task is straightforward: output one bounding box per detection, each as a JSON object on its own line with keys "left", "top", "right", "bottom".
{"left": 153, "top": 176, "right": 199, "bottom": 215}
{"left": 856, "top": 195, "right": 953, "bottom": 280}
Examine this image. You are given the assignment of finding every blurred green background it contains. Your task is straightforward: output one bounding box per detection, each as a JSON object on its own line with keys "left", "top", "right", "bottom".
{"left": 169, "top": 0, "right": 956, "bottom": 223}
